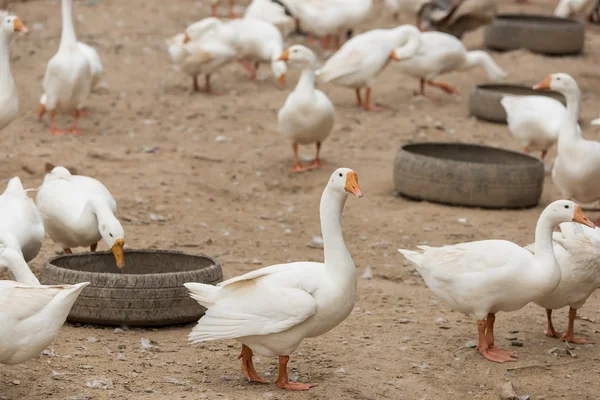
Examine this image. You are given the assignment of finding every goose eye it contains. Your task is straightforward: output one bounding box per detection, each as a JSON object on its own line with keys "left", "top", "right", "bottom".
{"left": 339, "top": 173, "right": 342, "bottom": 177}
{"left": 110, "top": 233, "right": 114, "bottom": 237}
{"left": 564, "top": 205, "right": 569, "bottom": 209}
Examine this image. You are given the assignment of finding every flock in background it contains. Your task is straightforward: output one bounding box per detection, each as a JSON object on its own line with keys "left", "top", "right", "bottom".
{"left": 0, "top": 0, "right": 600, "bottom": 392}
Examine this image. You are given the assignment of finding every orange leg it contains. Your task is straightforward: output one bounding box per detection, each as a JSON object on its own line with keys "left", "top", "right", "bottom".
{"left": 476, "top": 317, "right": 517, "bottom": 363}
{"left": 523, "top": 146, "right": 530, "bottom": 154}
{"left": 36, "top": 103, "right": 46, "bottom": 121}
{"left": 275, "top": 355, "right": 317, "bottom": 391}
{"left": 63, "top": 248, "right": 73, "bottom": 254}
{"left": 193, "top": 75, "right": 200, "bottom": 92}
{"left": 486, "top": 313, "right": 518, "bottom": 358}
{"left": 427, "top": 80, "right": 459, "bottom": 95}
{"left": 306, "top": 142, "right": 323, "bottom": 169}
{"left": 229, "top": 0, "right": 238, "bottom": 18}
{"left": 238, "top": 345, "right": 269, "bottom": 383}
{"left": 320, "top": 35, "right": 330, "bottom": 50}
{"left": 50, "top": 111, "right": 66, "bottom": 136}
{"left": 70, "top": 110, "right": 83, "bottom": 135}
{"left": 211, "top": 3, "right": 218, "bottom": 17}
{"left": 198, "top": 75, "right": 223, "bottom": 95}
{"left": 90, "top": 243, "right": 98, "bottom": 252}
{"left": 559, "top": 307, "right": 596, "bottom": 344}
{"left": 541, "top": 150, "right": 547, "bottom": 159}
{"left": 238, "top": 60, "right": 257, "bottom": 80}
{"left": 308, "top": 33, "right": 314, "bottom": 44}
{"left": 289, "top": 143, "right": 309, "bottom": 173}
{"left": 355, "top": 88, "right": 362, "bottom": 107}
{"left": 545, "top": 308, "right": 563, "bottom": 338}
{"left": 362, "top": 88, "right": 381, "bottom": 111}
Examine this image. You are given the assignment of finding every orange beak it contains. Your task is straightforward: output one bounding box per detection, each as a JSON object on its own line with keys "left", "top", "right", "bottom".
{"left": 112, "top": 238, "right": 125, "bottom": 269}
{"left": 344, "top": 171, "right": 364, "bottom": 198}
{"left": 276, "top": 49, "right": 290, "bottom": 62}
{"left": 533, "top": 75, "right": 552, "bottom": 91}
{"left": 572, "top": 204, "right": 595, "bottom": 228}
{"left": 389, "top": 51, "right": 399, "bottom": 61}
{"left": 183, "top": 32, "right": 191, "bottom": 44}
{"left": 13, "top": 18, "right": 27, "bottom": 33}
{"left": 278, "top": 74, "right": 286, "bottom": 88}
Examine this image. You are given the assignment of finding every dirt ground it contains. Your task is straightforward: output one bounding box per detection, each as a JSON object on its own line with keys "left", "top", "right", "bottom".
{"left": 3, "top": 0, "right": 600, "bottom": 398}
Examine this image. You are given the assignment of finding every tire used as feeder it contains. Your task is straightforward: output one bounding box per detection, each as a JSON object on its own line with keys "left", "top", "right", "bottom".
{"left": 484, "top": 14, "right": 584, "bottom": 55}
{"left": 40, "top": 250, "right": 223, "bottom": 327}
{"left": 394, "top": 142, "right": 544, "bottom": 209}
{"left": 469, "top": 83, "right": 565, "bottom": 123}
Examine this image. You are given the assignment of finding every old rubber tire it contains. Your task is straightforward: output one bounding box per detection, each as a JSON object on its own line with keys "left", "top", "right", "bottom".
{"left": 469, "top": 83, "right": 566, "bottom": 123}
{"left": 394, "top": 142, "right": 544, "bottom": 209}
{"left": 40, "top": 250, "right": 223, "bottom": 327}
{"left": 484, "top": 14, "right": 585, "bottom": 55}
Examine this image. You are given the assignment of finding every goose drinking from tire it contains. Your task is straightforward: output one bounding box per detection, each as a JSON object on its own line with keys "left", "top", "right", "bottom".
{"left": 185, "top": 168, "right": 363, "bottom": 390}
{"left": 399, "top": 200, "right": 595, "bottom": 363}
{"left": 36, "top": 166, "right": 125, "bottom": 269}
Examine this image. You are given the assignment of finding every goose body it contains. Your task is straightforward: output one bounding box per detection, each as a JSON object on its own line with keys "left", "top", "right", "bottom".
{"left": 0, "top": 237, "right": 89, "bottom": 365}
{"left": 0, "top": 13, "right": 27, "bottom": 131}
{"left": 185, "top": 168, "right": 363, "bottom": 390}
{"left": 167, "top": 18, "right": 239, "bottom": 93}
{"left": 534, "top": 73, "right": 600, "bottom": 207}
{"left": 399, "top": 200, "right": 595, "bottom": 362}
{"left": 277, "top": 45, "right": 335, "bottom": 172}
{"left": 527, "top": 223, "right": 600, "bottom": 344}
{"left": 501, "top": 95, "right": 571, "bottom": 158}
{"left": 36, "top": 166, "right": 125, "bottom": 269}
{"left": 394, "top": 32, "right": 506, "bottom": 98}
{"left": 317, "top": 25, "right": 421, "bottom": 110}
{"left": 41, "top": 0, "right": 92, "bottom": 134}
{"left": 554, "top": 0, "right": 596, "bottom": 24}
{"left": 245, "top": 0, "right": 295, "bottom": 36}
{"left": 0, "top": 178, "right": 44, "bottom": 262}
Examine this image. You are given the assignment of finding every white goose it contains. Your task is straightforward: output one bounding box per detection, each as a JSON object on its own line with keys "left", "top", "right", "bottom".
{"left": 0, "top": 177, "right": 45, "bottom": 262}
{"left": 399, "top": 200, "right": 595, "bottom": 363}
{"left": 0, "top": 237, "right": 89, "bottom": 365}
{"left": 317, "top": 25, "right": 421, "bottom": 111}
{"left": 0, "top": 13, "right": 27, "bottom": 132}
{"left": 525, "top": 222, "right": 600, "bottom": 344}
{"left": 185, "top": 168, "right": 363, "bottom": 390}
{"left": 534, "top": 73, "right": 600, "bottom": 225}
{"left": 554, "top": 0, "right": 596, "bottom": 28}
{"left": 277, "top": 45, "right": 335, "bottom": 172}
{"left": 245, "top": 0, "right": 295, "bottom": 36}
{"left": 393, "top": 32, "right": 506, "bottom": 99}
{"left": 167, "top": 18, "right": 239, "bottom": 94}
{"left": 41, "top": 0, "right": 93, "bottom": 135}
{"left": 36, "top": 166, "right": 125, "bottom": 269}
{"left": 38, "top": 41, "right": 103, "bottom": 121}
{"left": 228, "top": 18, "right": 287, "bottom": 87}
{"left": 501, "top": 95, "right": 573, "bottom": 160}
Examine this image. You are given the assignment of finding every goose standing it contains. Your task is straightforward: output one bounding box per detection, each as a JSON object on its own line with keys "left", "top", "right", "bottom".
{"left": 244, "top": 0, "right": 295, "bottom": 36}
{"left": 0, "top": 13, "right": 27, "bottom": 132}
{"left": 228, "top": 18, "right": 287, "bottom": 87}
{"left": 554, "top": 0, "right": 596, "bottom": 28}
{"left": 317, "top": 25, "right": 421, "bottom": 111}
{"left": 167, "top": 18, "right": 239, "bottom": 94}
{"left": 0, "top": 237, "right": 89, "bottom": 365}
{"left": 277, "top": 45, "right": 335, "bottom": 172}
{"left": 36, "top": 166, "right": 125, "bottom": 269}
{"left": 37, "top": 41, "right": 103, "bottom": 121}
{"left": 534, "top": 73, "right": 600, "bottom": 225}
{"left": 526, "top": 223, "right": 600, "bottom": 344}
{"left": 41, "top": 0, "right": 93, "bottom": 135}
{"left": 0, "top": 177, "right": 45, "bottom": 262}
{"left": 399, "top": 200, "right": 595, "bottom": 363}
{"left": 393, "top": 32, "right": 506, "bottom": 99}
{"left": 185, "top": 168, "right": 363, "bottom": 390}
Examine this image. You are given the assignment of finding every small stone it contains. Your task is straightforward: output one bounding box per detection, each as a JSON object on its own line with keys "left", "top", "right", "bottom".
{"left": 511, "top": 341, "right": 523, "bottom": 347}
{"left": 87, "top": 337, "right": 98, "bottom": 343}
{"left": 361, "top": 267, "right": 373, "bottom": 280}
{"left": 310, "top": 235, "right": 324, "bottom": 249}
{"left": 465, "top": 341, "right": 477, "bottom": 348}
{"left": 113, "top": 328, "right": 124, "bottom": 334}
{"left": 10, "top": 380, "right": 20, "bottom": 385}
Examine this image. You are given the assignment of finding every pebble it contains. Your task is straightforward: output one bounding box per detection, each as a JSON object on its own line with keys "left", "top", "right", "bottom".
{"left": 511, "top": 341, "right": 523, "bottom": 347}
{"left": 361, "top": 267, "right": 373, "bottom": 280}
{"left": 465, "top": 341, "right": 477, "bottom": 348}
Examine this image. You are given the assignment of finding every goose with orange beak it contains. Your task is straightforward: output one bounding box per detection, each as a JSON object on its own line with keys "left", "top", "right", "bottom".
{"left": 185, "top": 168, "right": 362, "bottom": 390}
{"left": 277, "top": 45, "right": 335, "bottom": 172}
{"left": 36, "top": 166, "right": 126, "bottom": 270}
{"left": 0, "top": 14, "right": 28, "bottom": 132}
{"left": 533, "top": 72, "right": 600, "bottom": 226}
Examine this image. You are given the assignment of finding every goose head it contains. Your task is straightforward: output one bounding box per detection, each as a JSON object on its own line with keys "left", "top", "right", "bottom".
{"left": 328, "top": 168, "right": 364, "bottom": 198}
{"left": 533, "top": 73, "right": 579, "bottom": 95}
{"left": 99, "top": 219, "right": 125, "bottom": 269}
{"left": 544, "top": 200, "right": 594, "bottom": 228}
{"left": 1, "top": 15, "right": 28, "bottom": 37}
{"left": 278, "top": 45, "right": 317, "bottom": 69}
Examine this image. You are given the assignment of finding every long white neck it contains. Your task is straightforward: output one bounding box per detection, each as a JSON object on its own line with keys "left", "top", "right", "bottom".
{"left": 0, "top": 31, "right": 14, "bottom": 91}
{"left": 532, "top": 211, "right": 562, "bottom": 291}
{"left": 558, "top": 88, "right": 581, "bottom": 146}
{"left": 294, "top": 67, "right": 317, "bottom": 99}
{"left": 463, "top": 51, "right": 507, "bottom": 82}
{"left": 59, "top": 0, "right": 78, "bottom": 51}
{"left": 320, "top": 187, "right": 354, "bottom": 272}
{"left": 88, "top": 197, "right": 118, "bottom": 232}
{"left": 0, "top": 249, "right": 40, "bottom": 286}
{"left": 391, "top": 25, "right": 421, "bottom": 59}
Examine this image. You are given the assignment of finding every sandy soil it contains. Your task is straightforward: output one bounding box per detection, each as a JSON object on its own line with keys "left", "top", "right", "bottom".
{"left": 2, "top": 0, "right": 600, "bottom": 399}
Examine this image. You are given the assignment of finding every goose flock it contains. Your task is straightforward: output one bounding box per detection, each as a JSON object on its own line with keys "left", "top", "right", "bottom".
{"left": 2, "top": 0, "right": 600, "bottom": 393}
